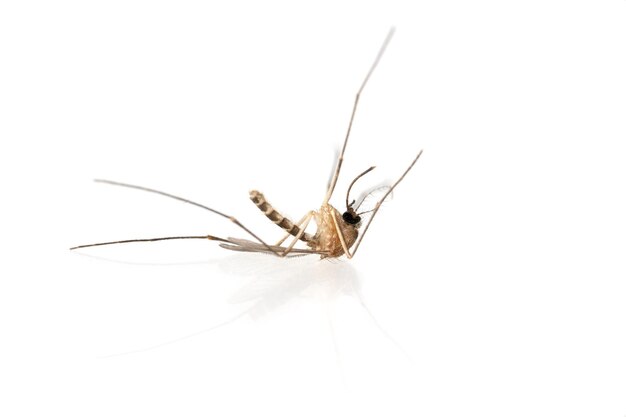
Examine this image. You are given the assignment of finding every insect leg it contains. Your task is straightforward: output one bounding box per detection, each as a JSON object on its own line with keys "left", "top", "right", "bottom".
{"left": 274, "top": 211, "right": 317, "bottom": 246}
{"left": 74, "top": 180, "right": 287, "bottom": 256}
{"left": 330, "top": 210, "right": 354, "bottom": 259}
{"left": 70, "top": 234, "right": 230, "bottom": 250}
{"left": 324, "top": 28, "right": 395, "bottom": 204}
{"left": 275, "top": 211, "right": 316, "bottom": 256}
{"left": 331, "top": 150, "right": 423, "bottom": 258}
{"left": 348, "top": 150, "right": 423, "bottom": 258}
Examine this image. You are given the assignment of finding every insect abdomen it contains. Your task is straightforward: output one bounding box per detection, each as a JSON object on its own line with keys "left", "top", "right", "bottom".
{"left": 249, "top": 190, "right": 311, "bottom": 242}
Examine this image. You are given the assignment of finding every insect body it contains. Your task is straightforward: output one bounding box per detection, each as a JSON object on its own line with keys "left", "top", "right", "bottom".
{"left": 249, "top": 190, "right": 314, "bottom": 243}
{"left": 310, "top": 204, "right": 359, "bottom": 258}
{"left": 71, "top": 28, "right": 423, "bottom": 259}
{"left": 248, "top": 191, "right": 357, "bottom": 258}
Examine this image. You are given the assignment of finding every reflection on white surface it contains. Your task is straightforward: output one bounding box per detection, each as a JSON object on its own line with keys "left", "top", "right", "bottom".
{"left": 98, "top": 253, "right": 409, "bottom": 368}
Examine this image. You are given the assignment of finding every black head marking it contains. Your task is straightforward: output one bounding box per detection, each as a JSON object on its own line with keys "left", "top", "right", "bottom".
{"left": 342, "top": 211, "right": 361, "bottom": 225}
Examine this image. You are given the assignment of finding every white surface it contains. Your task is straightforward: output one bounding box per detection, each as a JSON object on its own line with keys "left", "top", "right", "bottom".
{"left": 2, "top": 1, "right": 626, "bottom": 416}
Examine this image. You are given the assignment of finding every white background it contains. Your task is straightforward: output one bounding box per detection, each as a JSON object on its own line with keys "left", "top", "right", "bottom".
{"left": 2, "top": 1, "right": 626, "bottom": 416}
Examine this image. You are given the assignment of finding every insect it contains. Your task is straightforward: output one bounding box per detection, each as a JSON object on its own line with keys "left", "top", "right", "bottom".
{"left": 70, "top": 28, "right": 423, "bottom": 259}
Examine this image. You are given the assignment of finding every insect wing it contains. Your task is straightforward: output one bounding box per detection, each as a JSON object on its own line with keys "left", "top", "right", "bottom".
{"left": 355, "top": 185, "right": 393, "bottom": 213}
{"left": 219, "top": 238, "right": 329, "bottom": 257}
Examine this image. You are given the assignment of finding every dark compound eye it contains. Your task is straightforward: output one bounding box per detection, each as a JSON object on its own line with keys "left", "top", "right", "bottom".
{"left": 342, "top": 211, "right": 361, "bottom": 225}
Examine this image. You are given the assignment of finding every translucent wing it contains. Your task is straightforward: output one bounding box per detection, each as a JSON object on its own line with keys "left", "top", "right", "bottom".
{"left": 219, "top": 237, "right": 329, "bottom": 257}
{"left": 354, "top": 185, "right": 393, "bottom": 213}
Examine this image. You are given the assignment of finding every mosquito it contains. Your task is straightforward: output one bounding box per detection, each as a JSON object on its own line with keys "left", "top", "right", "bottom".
{"left": 70, "top": 28, "right": 423, "bottom": 259}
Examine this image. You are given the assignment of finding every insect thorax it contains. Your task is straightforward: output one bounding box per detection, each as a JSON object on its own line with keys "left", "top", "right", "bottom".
{"left": 309, "top": 204, "right": 358, "bottom": 258}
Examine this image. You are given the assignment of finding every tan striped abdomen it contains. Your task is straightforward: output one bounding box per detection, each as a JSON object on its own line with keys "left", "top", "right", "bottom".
{"left": 249, "top": 190, "right": 312, "bottom": 242}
